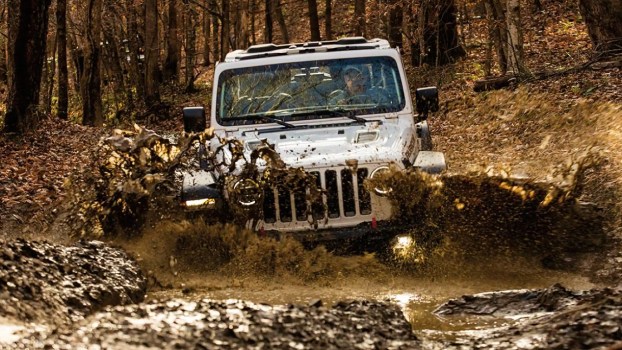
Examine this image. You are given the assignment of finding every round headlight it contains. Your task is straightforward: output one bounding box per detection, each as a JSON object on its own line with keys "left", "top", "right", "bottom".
{"left": 233, "top": 178, "right": 261, "bottom": 206}
{"left": 370, "top": 166, "right": 392, "bottom": 196}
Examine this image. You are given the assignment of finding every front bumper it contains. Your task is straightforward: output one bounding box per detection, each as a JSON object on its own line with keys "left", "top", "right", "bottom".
{"left": 267, "top": 220, "right": 406, "bottom": 245}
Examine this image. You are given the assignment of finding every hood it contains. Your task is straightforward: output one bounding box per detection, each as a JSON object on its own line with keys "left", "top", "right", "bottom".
{"left": 223, "top": 117, "right": 417, "bottom": 170}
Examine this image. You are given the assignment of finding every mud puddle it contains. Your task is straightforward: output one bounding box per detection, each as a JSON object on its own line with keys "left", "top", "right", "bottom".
{"left": 142, "top": 238, "right": 597, "bottom": 347}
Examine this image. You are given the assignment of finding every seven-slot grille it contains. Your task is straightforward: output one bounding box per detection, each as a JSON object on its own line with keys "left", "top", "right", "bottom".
{"left": 262, "top": 168, "right": 372, "bottom": 224}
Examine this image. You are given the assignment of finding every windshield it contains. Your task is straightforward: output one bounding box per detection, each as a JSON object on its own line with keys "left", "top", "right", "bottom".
{"left": 216, "top": 56, "right": 406, "bottom": 126}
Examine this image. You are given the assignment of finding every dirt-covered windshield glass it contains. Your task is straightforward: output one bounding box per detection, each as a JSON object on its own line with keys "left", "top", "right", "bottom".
{"left": 216, "top": 56, "right": 406, "bottom": 126}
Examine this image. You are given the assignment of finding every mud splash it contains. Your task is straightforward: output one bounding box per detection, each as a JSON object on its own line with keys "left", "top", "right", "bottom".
{"left": 119, "top": 219, "right": 391, "bottom": 292}
{"left": 367, "top": 147, "right": 607, "bottom": 271}
{"left": 63, "top": 124, "right": 325, "bottom": 239}
{"left": 57, "top": 120, "right": 613, "bottom": 290}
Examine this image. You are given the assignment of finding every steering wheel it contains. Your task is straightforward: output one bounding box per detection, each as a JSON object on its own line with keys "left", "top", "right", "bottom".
{"left": 344, "top": 94, "right": 373, "bottom": 105}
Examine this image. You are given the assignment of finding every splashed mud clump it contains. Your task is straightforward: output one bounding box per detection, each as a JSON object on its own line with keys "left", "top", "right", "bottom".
{"left": 64, "top": 124, "right": 325, "bottom": 239}
{"left": 0, "top": 239, "right": 146, "bottom": 328}
{"left": 16, "top": 299, "right": 418, "bottom": 350}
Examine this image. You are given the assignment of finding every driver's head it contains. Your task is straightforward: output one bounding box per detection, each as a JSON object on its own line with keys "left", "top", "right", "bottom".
{"left": 343, "top": 65, "right": 368, "bottom": 95}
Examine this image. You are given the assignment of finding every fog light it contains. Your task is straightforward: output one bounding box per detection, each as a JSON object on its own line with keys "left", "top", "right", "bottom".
{"left": 370, "top": 166, "right": 392, "bottom": 196}
{"left": 184, "top": 198, "right": 216, "bottom": 208}
{"left": 394, "top": 235, "right": 413, "bottom": 250}
{"left": 233, "top": 178, "right": 261, "bottom": 206}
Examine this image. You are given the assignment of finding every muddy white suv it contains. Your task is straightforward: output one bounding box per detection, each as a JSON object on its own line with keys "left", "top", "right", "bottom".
{"left": 181, "top": 37, "right": 445, "bottom": 244}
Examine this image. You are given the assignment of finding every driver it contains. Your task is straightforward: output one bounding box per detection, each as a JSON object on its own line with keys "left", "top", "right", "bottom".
{"left": 329, "top": 65, "right": 383, "bottom": 105}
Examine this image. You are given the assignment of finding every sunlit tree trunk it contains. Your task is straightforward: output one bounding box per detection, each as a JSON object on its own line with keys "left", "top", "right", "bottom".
{"left": 579, "top": 0, "right": 622, "bottom": 53}
{"left": 484, "top": 0, "right": 508, "bottom": 74}
{"left": 203, "top": 0, "right": 211, "bottom": 66}
{"left": 307, "top": 0, "right": 321, "bottom": 41}
{"left": 4, "top": 0, "right": 52, "bottom": 133}
{"left": 144, "top": 0, "right": 160, "bottom": 106}
{"left": 250, "top": 0, "right": 256, "bottom": 45}
{"left": 274, "top": 0, "right": 289, "bottom": 43}
{"left": 506, "top": 0, "right": 528, "bottom": 75}
{"left": 44, "top": 34, "right": 57, "bottom": 114}
{"left": 56, "top": 0, "right": 69, "bottom": 119}
{"left": 164, "top": 0, "right": 180, "bottom": 82}
{"left": 354, "top": 0, "right": 365, "bottom": 37}
{"left": 81, "top": 0, "right": 103, "bottom": 126}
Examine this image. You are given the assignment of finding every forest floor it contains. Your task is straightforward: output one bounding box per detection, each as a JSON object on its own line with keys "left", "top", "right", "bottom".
{"left": 2, "top": 0, "right": 622, "bottom": 348}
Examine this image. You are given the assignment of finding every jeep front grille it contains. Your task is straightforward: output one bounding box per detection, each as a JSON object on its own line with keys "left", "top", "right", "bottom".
{"left": 262, "top": 168, "right": 372, "bottom": 224}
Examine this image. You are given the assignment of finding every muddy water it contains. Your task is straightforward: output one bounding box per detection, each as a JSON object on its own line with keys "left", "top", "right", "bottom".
{"left": 143, "top": 255, "right": 596, "bottom": 346}
{"left": 128, "top": 215, "right": 598, "bottom": 346}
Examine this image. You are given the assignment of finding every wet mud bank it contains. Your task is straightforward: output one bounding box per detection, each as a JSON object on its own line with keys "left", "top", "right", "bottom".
{"left": 0, "top": 239, "right": 146, "bottom": 347}
{"left": 3, "top": 238, "right": 622, "bottom": 349}
{"left": 17, "top": 299, "right": 418, "bottom": 349}
{"left": 434, "top": 284, "right": 622, "bottom": 349}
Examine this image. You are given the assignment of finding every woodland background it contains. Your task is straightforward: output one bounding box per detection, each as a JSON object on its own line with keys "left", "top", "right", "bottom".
{"left": 0, "top": 0, "right": 620, "bottom": 132}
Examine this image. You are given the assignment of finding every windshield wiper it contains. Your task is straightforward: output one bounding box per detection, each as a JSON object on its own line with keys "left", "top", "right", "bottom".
{"left": 228, "top": 113, "right": 295, "bottom": 128}
{"left": 326, "top": 107, "right": 368, "bottom": 123}
{"left": 274, "top": 108, "right": 369, "bottom": 123}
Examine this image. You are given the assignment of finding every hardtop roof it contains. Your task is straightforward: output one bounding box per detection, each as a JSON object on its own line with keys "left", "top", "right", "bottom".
{"left": 224, "top": 37, "right": 391, "bottom": 62}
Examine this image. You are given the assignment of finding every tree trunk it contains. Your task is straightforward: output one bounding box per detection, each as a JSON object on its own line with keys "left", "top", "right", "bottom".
{"left": 250, "top": 0, "right": 256, "bottom": 45}
{"left": 185, "top": 2, "right": 196, "bottom": 92}
{"left": 44, "top": 33, "right": 57, "bottom": 114}
{"left": 274, "top": 0, "right": 289, "bottom": 43}
{"left": 307, "top": 0, "right": 321, "bottom": 41}
{"left": 144, "top": 0, "right": 160, "bottom": 106}
{"left": 232, "top": 1, "right": 239, "bottom": 49}
{"left": 411, "top": 0, "right": 465, "bottom": 66}
{"left": 163, "top": 0, "right": 180, "bottom": 82}
{"left": 56, "top": 0, "right": 69, "bottom": 119}
{"left": 211, "top": 0, "right": 219, "bottom": 62}
{"left": 388, "top": 2, "right": 403, "bottom": 48}
{"left": 484, "top": 0, "right": 508, "bottom": 74}
{"left": 354, "top": 0, "right": 365, "bottom": 37}
{"left": 81, "top": 0, "right": 103, "bottom": 127}
{"left": 4, "top": 0, "right": 52, "bottom": 133}
{"left": 0, "top": 2, "right": 7, "bottom": 83}
{"left": 506, "top": 0, "right": 528, "bottom": 75}
{"left": 126, "top": 0, "right": 144, "bottom": 103}
{"left": 579, "top": 0, "right": 622, "bottom": 53}
{"left": 264, "top": 0, "right": 273, "bottom": 43}
{"left": 220, "top": 0, "right": 230, "bottom": 60}
{"left": 239, "top": 0, "right": 250, "bottom": 49}
{"left": 324, "top": 0, "right": 332, "bottom": 40}
{"left": 203, "top": 0, "right": 211, "bottom": 66}
{"left": 103, "top": 25, "right": 129, "bottom": 116}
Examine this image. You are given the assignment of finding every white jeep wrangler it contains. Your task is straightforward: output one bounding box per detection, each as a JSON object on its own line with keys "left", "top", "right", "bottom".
{"left": 181, "top": 37, "right": 446, "bottom": 244}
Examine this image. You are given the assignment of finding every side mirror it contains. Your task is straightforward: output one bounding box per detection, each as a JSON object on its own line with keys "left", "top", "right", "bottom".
{"left": 183, "top": 107, "right": 206, "bottom": 133}
{"left": 415, "top": 86, "right": 439, "bottom": 120}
